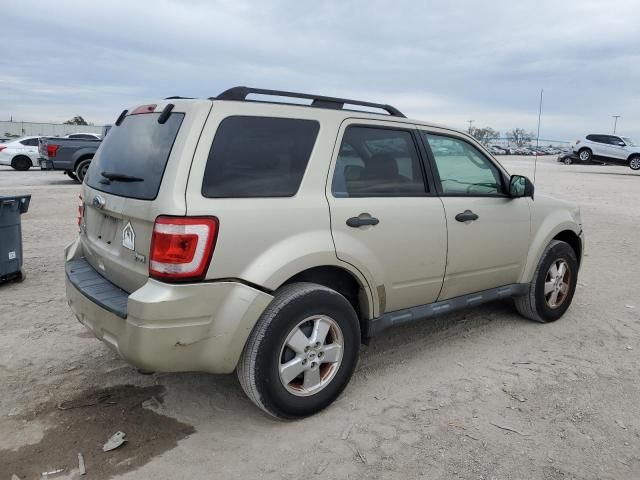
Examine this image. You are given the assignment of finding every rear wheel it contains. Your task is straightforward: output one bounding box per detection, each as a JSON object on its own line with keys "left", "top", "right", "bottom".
{"left": 11, "top": 156, "right": 32, "bottom": 171}
{"left": 65, "top": 171, "right": 78, "bottom": 181}
{"left": 563, "top": 157, "right": 573, "bottom": 165}
{"left": 237, "top": 282, "right": 360, "bottom": 418}
{"left": 74, "top": 158, "right": 92, "bottom": 183}
{"left": 629, "top": 156, "right": 640, "bottom": 171}
{"left": 578, "top": 148, "right": 592, "bottom": 162}
{"left": 515, "top": 240, "right": 578, "bottom": 323}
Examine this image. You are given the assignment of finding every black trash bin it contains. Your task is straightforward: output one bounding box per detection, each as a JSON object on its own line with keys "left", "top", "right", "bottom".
{"left": 0, "top": 195, "right": 31, "bottom": 284}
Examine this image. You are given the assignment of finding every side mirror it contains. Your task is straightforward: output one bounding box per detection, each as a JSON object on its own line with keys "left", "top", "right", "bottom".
{"left": 509, "top": 175, "right": 534, "bottom": 198}
{"left": 617, "top": 141, "right": 626, "bottom": 146}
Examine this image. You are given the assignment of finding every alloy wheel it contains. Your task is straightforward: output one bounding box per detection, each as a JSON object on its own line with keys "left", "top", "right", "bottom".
{"left": 278, "top": 315, "right": 344, "bottom": 397}
{"left": 544, "top": 259, "right": 571, "bottom": 309}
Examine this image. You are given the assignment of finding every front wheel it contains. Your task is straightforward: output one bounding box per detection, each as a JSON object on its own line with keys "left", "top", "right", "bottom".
{"left": 578, "top": 149, "right": 592, "bottom": 162}
{"left": 515, "top": 240, "right": 578, "bottom": 323}
{"left": 629, "top": 156, "right": 640, "bottom": 171}
{"left": 237, "top": 282, "right": 360, "bottom": 418}
{"left": 563, "top": 157, "right": 573, "bottom": 165}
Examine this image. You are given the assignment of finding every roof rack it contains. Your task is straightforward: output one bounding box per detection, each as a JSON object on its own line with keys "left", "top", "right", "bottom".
{"left": 164, "top": 96, "right": 194, "bottom": 100}
{"left": 212, "top": 86, "right": 406, "bottom": 118}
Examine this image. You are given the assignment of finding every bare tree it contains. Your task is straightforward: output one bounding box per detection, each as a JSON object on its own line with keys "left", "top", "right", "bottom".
{"left": 469, "top": 126, "right": 500, "bottom": 145}
{"left": 64, "top": 116, "right": 89, "bottom": 126}
{"left": 507, "top": 128, "right": 535, "bottom": 147}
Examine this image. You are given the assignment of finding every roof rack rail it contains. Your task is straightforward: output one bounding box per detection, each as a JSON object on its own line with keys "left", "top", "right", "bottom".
{"left": 164, "top": 96, "right": 194, "bottom": 99}
{"left": 212, "top": 86, "right": 405, "bottom": 118}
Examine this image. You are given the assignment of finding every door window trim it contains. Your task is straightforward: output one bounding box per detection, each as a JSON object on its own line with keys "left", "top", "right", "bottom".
{"left": 417, "top": 129, "right": 511, "bottom": 198}
{"left": 330, "top": 122, "right": 437, "bottom": 198}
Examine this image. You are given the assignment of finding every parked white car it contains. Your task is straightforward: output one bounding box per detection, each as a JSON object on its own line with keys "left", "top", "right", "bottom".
{"left": 572, "top": 134, "right": 640, "bottom": 170}
{"left": 0, "top": 136, "right": 41, "bottom": 170}
{"left": 63, "top": 133, "right": 103, "bottom": 140}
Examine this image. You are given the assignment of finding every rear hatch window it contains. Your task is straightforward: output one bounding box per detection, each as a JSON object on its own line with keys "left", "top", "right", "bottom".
{"left": 85, "top": 112, "right": 184, "bottom": 200}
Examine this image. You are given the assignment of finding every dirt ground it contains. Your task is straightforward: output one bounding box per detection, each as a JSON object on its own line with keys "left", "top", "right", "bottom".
{"left": 0, "top": 157, "right": 639, "bottom": 480}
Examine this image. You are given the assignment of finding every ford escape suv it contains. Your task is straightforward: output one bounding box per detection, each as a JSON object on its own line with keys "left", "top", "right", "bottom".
{"left": 65, "top": 87, "right": 584, "bottom": 418}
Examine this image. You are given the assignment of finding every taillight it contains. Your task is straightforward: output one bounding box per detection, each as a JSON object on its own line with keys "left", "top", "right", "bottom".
{"left": 149, "top": 216, "right": 218, "bottom": 282}
{"left": 77, "top": 194, "right": 84, "bottom": 230}
{"left": 0, "top": 146, "right": 6, "bottom": 152}
{"left": 575, "top": 140, "right": 580, "bottom": 145}
{"left": 47, "top": 144, "right": 60, "bottom": 157}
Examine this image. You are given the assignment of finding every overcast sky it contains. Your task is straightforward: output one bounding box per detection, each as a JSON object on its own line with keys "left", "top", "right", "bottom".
{"left": 2, "top": 0, "right": 639, "bottom": 141}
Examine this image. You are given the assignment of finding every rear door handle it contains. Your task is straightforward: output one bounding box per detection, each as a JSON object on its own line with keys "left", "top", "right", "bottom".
{"left": 455, "top": 210, "right": 479, "bottom": 222}
{"left": 346, "top": 215, "right": 380, "bottom": 228}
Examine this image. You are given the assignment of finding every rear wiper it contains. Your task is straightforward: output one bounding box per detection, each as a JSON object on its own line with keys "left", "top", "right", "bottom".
{"left": 100, "top": 171, "right": 144, "bottom": 182}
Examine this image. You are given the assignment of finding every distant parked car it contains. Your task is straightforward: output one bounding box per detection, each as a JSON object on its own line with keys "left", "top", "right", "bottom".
{"left": 38, "top": 136, "right": 102, "bottom": 182}
{"left": 572, "top": 134, "right": 640, "bottom": 170}
{"left": 489, "top": 145, "right": 510, "bottom": 155}
{"left": 0, "top": 136, "right": 41, "bottom": 170}
{"left": 63, "top": 132, "right": 103, "bottom": 140}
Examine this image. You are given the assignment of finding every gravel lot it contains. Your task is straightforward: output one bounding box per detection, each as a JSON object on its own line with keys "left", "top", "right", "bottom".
{"left": 1, "top": 158, "right": 639, "bottom": 480}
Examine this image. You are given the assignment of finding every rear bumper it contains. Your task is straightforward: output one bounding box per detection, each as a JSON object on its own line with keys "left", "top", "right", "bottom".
{"left": 39, "top": 158, "right": 55, "bottom": 170}
{"left": 64, "top": 238, "right": 273, "bottom": 374}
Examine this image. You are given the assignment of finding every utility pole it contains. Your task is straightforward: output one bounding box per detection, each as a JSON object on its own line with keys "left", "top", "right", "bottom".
{"left": 467, "top": 119, "right": 474, "bottom": 133}
{"left": 612, "top": 115, "right": 621, "bottom": 134}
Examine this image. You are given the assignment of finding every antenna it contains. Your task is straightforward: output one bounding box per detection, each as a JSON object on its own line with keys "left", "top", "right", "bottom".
{"left": 533, "top": 89, "right": 543, "bottom": 184}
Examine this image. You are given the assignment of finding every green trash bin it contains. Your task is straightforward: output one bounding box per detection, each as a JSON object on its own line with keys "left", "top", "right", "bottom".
{"left": 0, "top": 195, "right": 31, "bottom": 284}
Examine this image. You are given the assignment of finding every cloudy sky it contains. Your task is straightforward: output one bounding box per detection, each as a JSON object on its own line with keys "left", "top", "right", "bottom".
{"left": 2, "top": 0, "right": 639, "bottom": 141}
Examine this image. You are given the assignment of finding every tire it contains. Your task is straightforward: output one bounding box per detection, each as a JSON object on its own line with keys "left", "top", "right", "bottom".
{"left": 578, "top": 148, "right": 592, "bottom": 162}
{"left": 65, "top": 171, "right": 78, "bottom": 181}
{"left": 74, "top": 158, "right": 92, "bottom": 183}
{"left": 563, "top": 157, "right": 573, "bottom": 165}
{"left": 629, "top": 156, "right": 640, "bottom": 171}
{"left": 237, "top": 282, "right": 360, "bottom": 419}
{"left": 514, "top": 240, "right": 578, "bottom": 323}
{"left": 11, "top": 156, "right": 32, "bottom": 171}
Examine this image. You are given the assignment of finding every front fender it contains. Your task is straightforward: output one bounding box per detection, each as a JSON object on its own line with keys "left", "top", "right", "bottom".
{"left": 519, "top": 209, "right": 581, "bottom": 284}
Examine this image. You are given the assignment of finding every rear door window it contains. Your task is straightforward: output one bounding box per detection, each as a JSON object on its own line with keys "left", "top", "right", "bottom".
{"left": 331, "top": 126, "right": 427, "bottom": 197}
{"left": 202, "top": 116, "right": 319, "bottom": 198}
{"left": 85, "top": 113, "right": 184, "bottom": 200}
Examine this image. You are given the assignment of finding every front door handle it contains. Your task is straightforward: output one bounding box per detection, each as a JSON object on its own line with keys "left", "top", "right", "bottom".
{"left": 346, "top": 214, "right": 380, "bottom": 228}
{"left": 455, "top": 210, "right": 479, "bottom": 222}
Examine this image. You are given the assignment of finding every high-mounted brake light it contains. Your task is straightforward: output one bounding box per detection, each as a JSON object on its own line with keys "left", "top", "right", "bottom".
{"left": 47, "top": 144, "right": 60, "bottom": 157}
{"left": 149, "top": 216, "right": 218, "bottom": 282}
{"left": 130, "top": 104, "right": 157, "bottom": 115}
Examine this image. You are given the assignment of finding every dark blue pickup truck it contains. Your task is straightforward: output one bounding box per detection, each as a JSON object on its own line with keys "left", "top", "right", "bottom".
{"left": 38, "top": 126, "right": 111, "bottom": 182}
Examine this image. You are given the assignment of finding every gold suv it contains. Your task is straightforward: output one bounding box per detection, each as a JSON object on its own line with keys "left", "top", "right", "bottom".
{"left": 65, "top": 87, "right": 584, "bottom": 418}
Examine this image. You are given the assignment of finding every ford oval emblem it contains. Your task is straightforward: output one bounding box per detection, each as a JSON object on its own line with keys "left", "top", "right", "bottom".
{"left": 92, "top": 195, "right": 106, "bottom": 209}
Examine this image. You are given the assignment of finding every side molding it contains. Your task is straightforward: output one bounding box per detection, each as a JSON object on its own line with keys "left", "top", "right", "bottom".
{"left": 367, "top": 283, "right": 529, "bottom": 337}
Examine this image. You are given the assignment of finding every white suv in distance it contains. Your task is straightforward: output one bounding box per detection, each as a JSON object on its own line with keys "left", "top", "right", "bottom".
{"left": 572, "top": 134, "right": 640, "bottom": 170}
{"left": 65, "top": 87, "right": 584, "bottom": 418}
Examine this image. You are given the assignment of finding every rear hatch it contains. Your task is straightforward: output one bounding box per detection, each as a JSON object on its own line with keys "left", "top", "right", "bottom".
{"left": 80, "top": 100, "right": 212, "bottom": 293}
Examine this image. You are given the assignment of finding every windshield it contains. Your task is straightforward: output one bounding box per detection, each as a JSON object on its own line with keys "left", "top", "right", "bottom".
{"left": 621, "top": 137, "right": 635, "bottom": 146}
{"left": 85, "top": 112, "right": 184, "bottom": 200}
